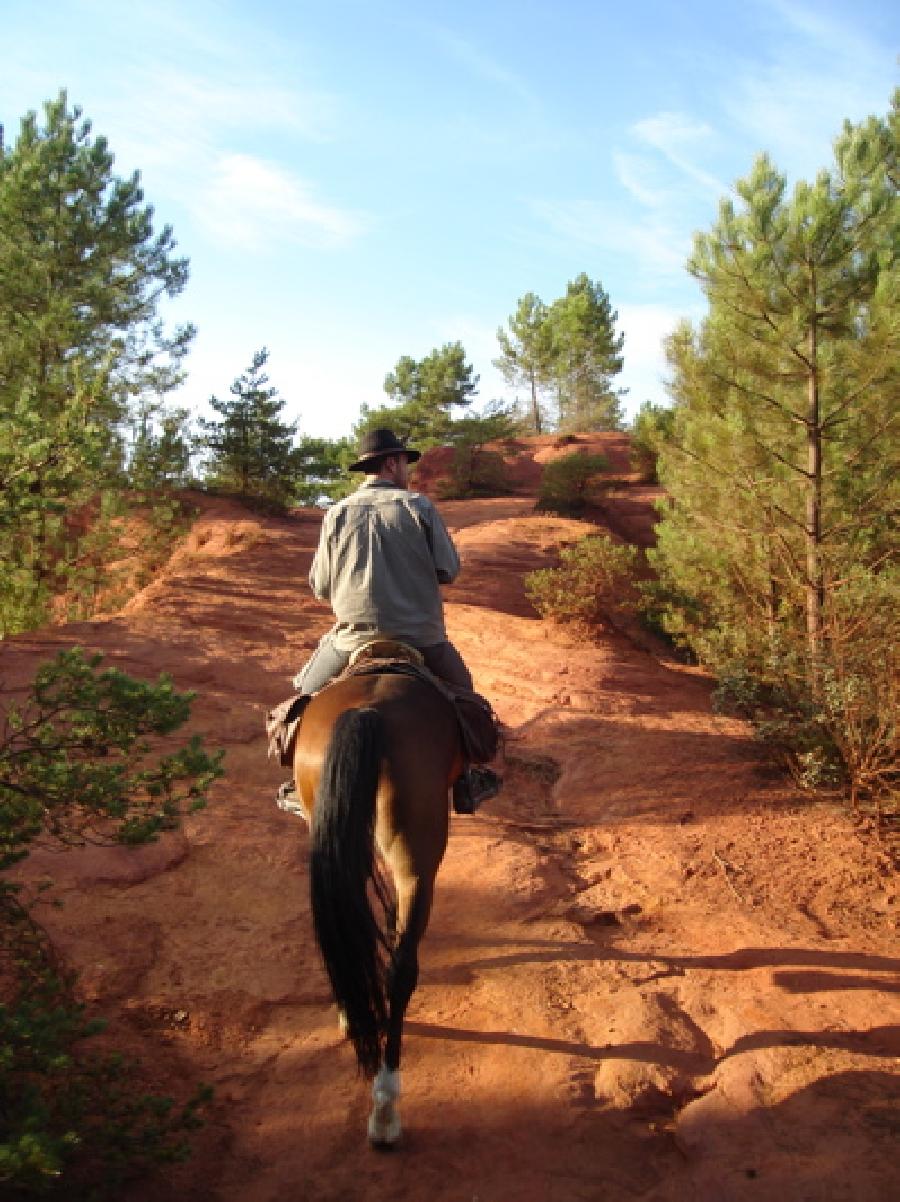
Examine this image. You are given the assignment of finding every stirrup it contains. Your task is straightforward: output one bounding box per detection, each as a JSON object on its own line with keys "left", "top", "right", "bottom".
{"left": 276, "top": 780, "right": 306, "bottom": 818}
{"left": 452, "top": 767, "right": 501, "bottom": 815}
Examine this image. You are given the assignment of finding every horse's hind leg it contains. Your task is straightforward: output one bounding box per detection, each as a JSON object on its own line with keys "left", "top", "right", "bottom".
{"left": 367, "top": 881, "right": 433, "bottom": 1148}
{"left": 385, "top": 881, "right": 432, "bottom": 1071}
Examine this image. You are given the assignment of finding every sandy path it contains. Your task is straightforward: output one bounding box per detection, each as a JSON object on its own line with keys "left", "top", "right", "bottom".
{"left": 3, "top": 484, "right": 898, "bottom": 1202}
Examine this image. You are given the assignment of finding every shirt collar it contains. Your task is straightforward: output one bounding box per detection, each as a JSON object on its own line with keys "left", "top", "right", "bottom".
{"left": 361, "top": 478, "right": 402, "bottom": 490}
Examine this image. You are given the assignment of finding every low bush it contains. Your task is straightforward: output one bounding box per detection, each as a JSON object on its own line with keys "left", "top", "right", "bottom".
{"left": 537, "top": 453, "right": 609, "bottom": 513}
{"left": 629, "top": 401, "right": 674, "bottom": 484}
{"left": 525, "top": 534, "right": 640, "bottom": 627}
{"left": 437, "top": 407, "right": 521, "bottom": 499}
{"left": 712, "top": 571, "right": 898, "bottom": 819}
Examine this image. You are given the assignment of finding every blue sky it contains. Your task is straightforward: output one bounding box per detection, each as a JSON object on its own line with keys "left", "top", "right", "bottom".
{"left": 2, "top": 0, "right": 897, "bottom": 438}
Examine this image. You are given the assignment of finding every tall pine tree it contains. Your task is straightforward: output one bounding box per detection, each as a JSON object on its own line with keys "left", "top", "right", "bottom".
{"left": 0, "top": 92, "right": 194, "bottom": 633}
{"left": 494, "top": 277, "right": 626, "bottom": 433}
{"left": 494, "top": 293, "right": 555, "bottom": 433}
{"left": 200, "top": 349, "right": 300, "bottom": 507}
{"left": 359, "top": 341, "right": 479, "bottom": 445}
{"left": 549, "top": 274, "right": 625, "bottom": 432}
{"left": 652, "top": 92, "right": 898, "bottom": 801}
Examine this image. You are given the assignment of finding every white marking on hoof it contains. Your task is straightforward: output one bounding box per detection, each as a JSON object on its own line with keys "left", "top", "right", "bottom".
{"left": 367, "top": 1066, "right": 401, "bottom": 1147}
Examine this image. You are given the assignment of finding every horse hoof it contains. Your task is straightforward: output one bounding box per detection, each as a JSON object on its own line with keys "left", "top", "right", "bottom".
{"left": 367, "top": 1114, "right": 401, "bottom": 1149}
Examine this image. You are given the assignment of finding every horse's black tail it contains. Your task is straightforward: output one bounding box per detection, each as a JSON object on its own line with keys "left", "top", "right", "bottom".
{"left": 309, "top": 706, "right": 388, "bottom": 1078}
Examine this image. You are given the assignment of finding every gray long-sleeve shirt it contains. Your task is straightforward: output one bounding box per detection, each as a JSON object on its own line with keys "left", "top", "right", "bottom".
{"left": 309, "top": 480, "right": 461, "bottom": 652}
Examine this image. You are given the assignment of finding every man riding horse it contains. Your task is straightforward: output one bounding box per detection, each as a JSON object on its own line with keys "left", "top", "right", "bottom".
{"left": 284, "top": 426, "right": 501, "bottom": 815}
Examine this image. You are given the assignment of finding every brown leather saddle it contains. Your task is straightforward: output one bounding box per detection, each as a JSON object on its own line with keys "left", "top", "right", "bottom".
{"left": 266, "top": 639, "right": 500, "bottom": 768}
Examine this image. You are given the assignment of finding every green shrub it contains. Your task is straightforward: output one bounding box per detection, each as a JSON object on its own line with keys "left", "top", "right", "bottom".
{"left": 440, "top": 447, "right": 509, "bottom": 499}
{"left": 629, "top": 401, "right": 674, "bottom": 483}
{"left": 1, "top": 895, "right": 213, "bottom": 1199}
{"left": 438, "top": 407, "right": 521, "bottom": 499}
{"left": 525, "top": 533, "right": 640, "bottom": 626}
{"left": 537, "top": 453, "right": 609, "bottom": 513}
{"left": 712, "top": 568, "right": 898, "bottom": 816}
{"left": 0, "top": 649, "right": 223, "bottom": 1196}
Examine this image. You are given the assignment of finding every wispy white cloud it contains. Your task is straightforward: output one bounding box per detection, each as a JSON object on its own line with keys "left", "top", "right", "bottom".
{"left": 530, "top": 197, "right": 689, "bottom": 277}
{"left": 1, "top": 2, "right": 357, "bottom": 256}
{"left": 612, "top": 150, "right": 672, "bottom": 210}
{"left": 724, "top": 0, "right": 894, "bottom": 178}
{"left": 192, "top": 153, "right": 371, "bottom": 251}
{"left": 144, "top": 65, "right": 341, "bottom": 144}
{"left": 616, "top": 301, "right": 704, "bottom": 413}
{"left": 631, "top": 112, "right": 728, "bottom": 198}
{"left": 79, "top": 56, "right": 360, "bottom": 254}
{"left": 102, "top": 61, "right": 341, "bottom": 183}
{"left": 758, "top": 0, "right": 886, "bottom": 64}
{"left": 528, "top": 109, "right": 724, "bottom": 297}
{"left": 427, "top": 24, "right": 542, "bottom": 112}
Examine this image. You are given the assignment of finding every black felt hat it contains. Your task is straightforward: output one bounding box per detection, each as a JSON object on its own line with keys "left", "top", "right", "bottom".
{"left": 348, "top": 427, "right": 421, "bottom": 472}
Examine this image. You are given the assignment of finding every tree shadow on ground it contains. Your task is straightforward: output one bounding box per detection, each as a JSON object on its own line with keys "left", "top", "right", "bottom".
{"left": 406, "top": 1017, "right": 900, "bottom": 1068}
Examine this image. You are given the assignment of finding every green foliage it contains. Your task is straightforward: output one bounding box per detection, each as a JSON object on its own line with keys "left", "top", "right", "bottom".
{"left": 629, "top": 401, "right": 674, "bottom": 483}
{"left": 438, "top": 405, "right": 521, "bottom": 499}
{"left": 362, "top": 342, "right": 479, "bottom": 446}
{"left": 0, "top": 900, "right": 211, "bottom": 1199}
{"left": 652, "top": 90, "right": 899, "bottom": 810}
{"left": 494, "top": 276, "right": 626, "bottom": 433}
{"left": 128, "top": 403, "right": 194, "bottom": 490}
{"left": 0, "top": 648, "right": 223, "bottom": 873}
{"left": 0, "top": 650, "right": 221, "bottom": 1195}
{"left": 537, "top": 452, "right": 610, "bottom": 513}
{"left": 525, "top": 534, "right": 640, "bottom": 627}
{"left": 0, "top": 91, "right": 194, "bottom": 634}
{"left": 199, "top": 348, "right": 300, "bottom": 509}
{"left": 712, "top": 566, "right": 898, "bottom": 813}
{"left": 291, "top": 436, "right": 355, "bottom": 504}
{"left": 494, "top": 293, "right": 555, "bottom": 434}
{"left": 549, "top": 275, "right": 626, "bottom": 432}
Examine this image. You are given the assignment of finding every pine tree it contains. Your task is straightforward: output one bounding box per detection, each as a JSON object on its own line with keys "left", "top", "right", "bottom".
{"left": 200, "top": 348, "right": 300, "bottom": 506}
{"left": 660, "top": 94, "right": 898, "bottom": 672}
{"left": 129, "top": 401, "right": 193, "bottom": 489}
{"left": 652, "top": 92, "right": 898, "bottom": 802}
{"left": 292, "top": 435, "right": 355, "bottom": 504}
{"left": 494, "top": 293, "right": 555, "bottom": 433}
{"left": 362, "top": 341, "right": 479, "bottom": 445}
{"left": 0, "top": 92, "right": 193, "bottom": 633}
{"left": 439, "top": 403, "right": 520, "bottom": 498}
{"left": 548, "top": 274, "right": 625, "bottom": 432}
{"left": 630, "top": 401, "right": 674, "bottom": 482}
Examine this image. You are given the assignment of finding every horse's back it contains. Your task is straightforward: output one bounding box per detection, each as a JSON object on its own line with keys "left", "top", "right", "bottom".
{"left": 295, "top": 671, "right": 462, "bottom": 862}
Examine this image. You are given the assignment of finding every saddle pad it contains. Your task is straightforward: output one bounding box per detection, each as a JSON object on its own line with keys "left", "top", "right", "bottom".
{"left": 344, "top": 658, "right": 501, "bottom": 765}
{"left": 265, "top": 658, "right": 501, "bottom": 770}
{"left": 349, "top": 638, "right": 424, "bottom": 669}
{"left": 266, "top": 693, "right": 310, "bottom": 766}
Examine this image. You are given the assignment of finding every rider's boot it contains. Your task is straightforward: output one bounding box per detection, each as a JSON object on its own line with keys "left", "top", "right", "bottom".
{"left": 452, "top": 766, "right": 502, "bottom": 814}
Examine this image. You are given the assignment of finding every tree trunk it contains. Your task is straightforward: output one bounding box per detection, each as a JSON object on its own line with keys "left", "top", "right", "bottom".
{"left": 805, "top": 319, "right": 824, "bottom": 683}
{"left": 529, "top": 372, "right": 542, "bottom": 434}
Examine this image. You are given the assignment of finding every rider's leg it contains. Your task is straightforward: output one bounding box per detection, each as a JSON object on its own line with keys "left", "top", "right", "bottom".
{"left": 293, "top": 632, "right": 351, "bottom": 694}
{"left": 279, "top": 635, "right": 352, "bottom": 816}
{"left": 420, "top": 640, "right": 473, "bottom": 690}
{"left": 420, "top": 642, "right": 500, "bottom": 814}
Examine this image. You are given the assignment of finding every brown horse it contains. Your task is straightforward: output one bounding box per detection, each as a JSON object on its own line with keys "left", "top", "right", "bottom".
{"left": 292, "top": 669, "right": 463, "bottom": 1146}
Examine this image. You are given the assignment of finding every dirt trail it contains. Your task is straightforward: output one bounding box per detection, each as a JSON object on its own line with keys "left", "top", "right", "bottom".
{"left": 3, "top": 454, "right": 898, "bottom": 1202}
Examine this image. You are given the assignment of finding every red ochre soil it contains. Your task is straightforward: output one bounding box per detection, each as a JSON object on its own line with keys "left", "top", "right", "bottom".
{"left": 3, "top": 435, "right": 898, "bottom": 1202}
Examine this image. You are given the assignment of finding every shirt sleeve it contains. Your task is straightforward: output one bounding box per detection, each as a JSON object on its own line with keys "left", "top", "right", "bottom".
{"left": 309, "top": 513, "right": 332, "bottom": 600}
{"left": 416, "top": 497, "right": 461, "bottom": 584}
